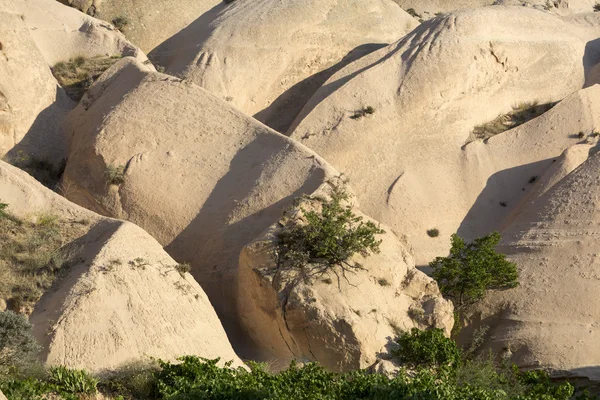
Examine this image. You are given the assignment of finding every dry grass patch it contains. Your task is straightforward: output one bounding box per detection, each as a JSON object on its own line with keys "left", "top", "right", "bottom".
{"left": 52, "top": 55, "right": 121, "bottom": 101}
{"left": 471, "top": 101, "right": 557, "bottom": 141}
{"left": 0, "top": 206, "right": 88, "bottom": 312}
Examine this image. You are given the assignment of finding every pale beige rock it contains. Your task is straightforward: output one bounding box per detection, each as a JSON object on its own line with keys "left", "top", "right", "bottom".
{"left": 393, "top": 0, "right": 595, "bottom": 20}
{"left": 0, "top": 160, "right": 244, "bottom": 372}
{"left": 0, "top": 12, "right": 74, "bottom": 165}
{"left": 31, "top": 221, "right": 246, "bottom": 372}
{"left": 290, "top": 7, "right": 600, "bottom": 265}
{"left": 12, "top": 0, "right": 147, "bottom": 65}
{"left": 151, "top": 0, "right": 419, "bottom": 132}
{"left": 0, "top": 390, "right": 6, "bottom": 400}
{"left": 460, "top": 150, "right": 600, "bottom": 381}
{"left": 238, "top": 185, "right": 454, "bottom": 371}
{"left": 392, "top": 0, "right": 494, "bottom": 19}
{"left": 94, "top": 0, "right": 220, "bottom": 52}
{"left": 61, "top": 58, "right": 338, "bottom": 349}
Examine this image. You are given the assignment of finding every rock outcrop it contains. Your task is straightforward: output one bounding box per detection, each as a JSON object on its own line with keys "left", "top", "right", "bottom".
{"left": 460, "top": 149, "right": 600, "bottom": 381}
{"left": 93, "top": 0, "right": 221, "bottom": 52}
{"left": 61, "top": 58, "right": 338, "bottom": 348}
{"left": 150, "top": 0, "right": 419, "bottom": 132}
{"left": 12, "top": 0, "right": 147, "bottom": 66}
{"left": 238, "top": 183, "right": 454, "bottom": 371}
{"left": 290, "top": 7, "right": 600, "bottom": 265}
{"left": 0, "top": 12, "right": 73, "bottom": 165}
{"left": 0, "top": 160, "right": 244, "bottom": 372}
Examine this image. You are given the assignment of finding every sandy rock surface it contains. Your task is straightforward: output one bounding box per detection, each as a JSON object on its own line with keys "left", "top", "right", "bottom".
{"left": 0, "top": 11, "right": 73, "bottom": 165}
{"left": 460, "top": 149, "right": 600, "bottom": 380}
{"left": 150, "top": 0, "right": 419, "bottom": 132}
{"left": 393, "top": 0, "right": 595, "bottom": 20}
{"left": 0, "top": 160, "right": 244, "bottom": 372}
{"left": 9, "top": 0, "right": 147, "bottom": 66}
{"left": 238, "top": 184, "right": 453, "bottom": 371}
{"left": 290, "top": 7, "right": 600, "bottom": 265}
{"left": 94, "top": 0, "right": 220, "bottom": 53}
{"left": 61, "top": 57, "right": 338, "bottom": 350}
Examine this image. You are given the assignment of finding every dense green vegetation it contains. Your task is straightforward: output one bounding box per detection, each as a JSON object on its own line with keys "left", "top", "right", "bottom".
{"left": 0, "top": 325, "right": 587, "bottom": 400}
{"left": 430, "top": 232, "right": 519, "bottom": 308}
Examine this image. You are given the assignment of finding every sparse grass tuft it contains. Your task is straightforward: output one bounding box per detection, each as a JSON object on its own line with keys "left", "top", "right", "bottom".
{"left": 427, "top": 228, "right": 440, "bottom": 238}
{"left": 4, "top": 150, "right": 66, "bottom": 190}
{"left": 111, "top": 15, "right": 130, "bottom": 31}
{"left": 377, "top": 278, "right": 390, "bottom": 286}
{"left": 105, "top": 165, "right": 125, "bottom": 185}
{"left": 594, "top": 2, "right": 600, "bottom": 12}
{"left": 175, "top": 262, "right": 191, "bottom": 277}
{"left": 52, "top": 56, "right": 122, "bottom": 101}
{"left": 0, "top": 207, "right": 86, "bottom": 312}
{"left": 350, "top": 106, "right": 375, "bottom": 120}
{"left": 471, "top": 101, "right": 556, "bottom": 141}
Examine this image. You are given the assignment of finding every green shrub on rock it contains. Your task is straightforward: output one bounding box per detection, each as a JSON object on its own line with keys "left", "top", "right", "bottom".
{"left": 0, "top": 310, "right": 40, "bottom": 377}
{"left": 430, "top": 232, "right": 518, "bottom": 307}
{"left": 278, "top": 187, "right": 384, "bottom": 281}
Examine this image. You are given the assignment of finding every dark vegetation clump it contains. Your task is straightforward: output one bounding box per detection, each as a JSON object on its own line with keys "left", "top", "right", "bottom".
{"left": 472, "top": 101, "right": 556, "bottom": 141}
{"left": 350, "top": 106, "right": 375, "bottom": 120}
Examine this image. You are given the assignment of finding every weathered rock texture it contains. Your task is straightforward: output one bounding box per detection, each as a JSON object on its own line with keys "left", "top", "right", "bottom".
{"left": 0, "top": 160, "right": 244, "bottom": 372}
{"left": 94, "top": 0, "right": 221, "bottom": 52}
{"left": 61, "top": 58, "right": 338, "bottom": 349}
{"left": 460, "top": 149, "right": 600, "bottom": 381}
{"left": 150, "top": 0, "right": 419, "bottom": 132}
{"left": 12, "top": 0, "right": 147, "bottom": 66}
{"left": 31, "top": 221, "right": 246, "bottom": 372}
{"left": 238, "top": 184, "right": 454, "bottom": 371}
{"left": 0, "top": 11, "right": 73, "bottom": 164}
{"left": 393, "top": 0, "right": 595, "bottom": 20}
{"left": 290, "top": 7, "right": 600, "bottom": 265}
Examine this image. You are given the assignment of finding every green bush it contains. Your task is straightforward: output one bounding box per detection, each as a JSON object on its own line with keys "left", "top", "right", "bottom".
{"left": 0, "top": 203, "right": 7, "bottom": 218}
{"left": 430, "top": 232, "right": 518, "bottom": 307}
{"left": 392, "top": 328, "right": 462, "bottom": 370}
{"left": 48, "top": 366, "right": 98, "bottom": 395}
{"left": 112, "top": 15, "right": 130, "bottom": 31}
{"left": 0, "top": 311, "right": 41, "bottom": 377}
{"left": 106, "top": 165, "right": 126, "bottom": 185}
{"left": 278, "top": 187, "right": 384, "bottom": 281}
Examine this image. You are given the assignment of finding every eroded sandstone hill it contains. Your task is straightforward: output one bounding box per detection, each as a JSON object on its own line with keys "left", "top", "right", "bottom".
{"left": 0, "top": 160, "right": 244, "bottom": 371}
{"left": 150, "top": 0, "right": 419, "bottom": 132}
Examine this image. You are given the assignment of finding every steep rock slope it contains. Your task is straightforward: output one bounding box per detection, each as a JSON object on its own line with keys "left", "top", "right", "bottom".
{"left": 150, "top": 0, "right": 419, "bottom": 132}
{"left": 460, "top": 150, "right": 600, "bottom": 381}
{"left": 290, "top": 7, "right": 600, "bottom": 264}
{"left": 61, "top": 58, "right": 338, "bottom": 348}
{"left": 0, "top": 160, "right": 244, "bottom": 372}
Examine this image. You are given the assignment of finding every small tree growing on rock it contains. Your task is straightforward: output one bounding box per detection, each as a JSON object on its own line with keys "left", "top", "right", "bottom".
{"left": 430, "top": 232, "right": 518, "bottom": 308}
{"left": 278, "top": 187, "right": 384, "bottom": 284}
{"left": 0, "top": 310, "right": 41, "bottom": 377}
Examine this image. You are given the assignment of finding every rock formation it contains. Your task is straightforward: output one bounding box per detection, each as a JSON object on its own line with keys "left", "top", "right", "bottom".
{"left": 290, "top": 7, "right": 600, "bottom": 265}
{"left": 460, "top": 149, "right": 600, "bottom": 381}
{"left": 150, "top": 0, "right": 419, "bottom": 132}
{"left": 238, "top": 183, "right": 454, "bottom": 371}
{"left": 60, "top": 57, "right": 338, "bottom": 348}
{"left": 0, "top": 160, "right": 244, "bottom": 372}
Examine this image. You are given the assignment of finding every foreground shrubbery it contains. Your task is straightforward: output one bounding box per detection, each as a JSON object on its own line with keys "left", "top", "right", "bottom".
{"left": 1, "top": 326, "right": 589, "bottom": 400}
